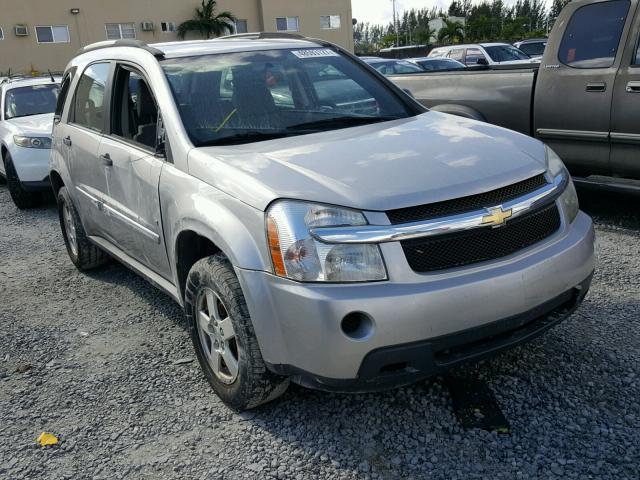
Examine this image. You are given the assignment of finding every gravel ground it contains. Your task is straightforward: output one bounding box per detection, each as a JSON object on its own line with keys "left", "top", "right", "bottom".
{"left": 0, "top": 185, "right": 638, "bottom": 480}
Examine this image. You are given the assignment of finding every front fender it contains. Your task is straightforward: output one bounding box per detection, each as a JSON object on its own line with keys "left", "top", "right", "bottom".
{"left": 160, "top": 164, "right": 270, "bottom": 279}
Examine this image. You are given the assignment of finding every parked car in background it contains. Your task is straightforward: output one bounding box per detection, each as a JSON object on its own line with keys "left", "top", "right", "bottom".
{"left": 513, "top": 38, "right": 548, "bottom": 59}
{"left": 361, "top": 57, "right": 424, "bottom": 75}
{"left": 50, "top": 35, "right": 594, "bottom": 410}
{"left": 428, "top": 43, "right": 536, "bottom": 66}
{"left": 0, "top": 76, "right": 60, "bottom": 208}
{"left": 388, "top": 0, "right": 640, "bottom": 193}
{"left": 407, "top": 57, "right": 466, "bottom": 72}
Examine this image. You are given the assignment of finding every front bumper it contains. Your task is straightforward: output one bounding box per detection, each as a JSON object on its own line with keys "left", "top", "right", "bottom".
{"left": 8, "top": 146, "right": 51, "bottom": 184}
{"left": 236, "top": 211, "right": 595, "bottom": 390}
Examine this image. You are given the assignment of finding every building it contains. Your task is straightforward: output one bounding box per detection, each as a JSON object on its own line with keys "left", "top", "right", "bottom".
{"left": 0, "top": 0, "right": 354, "bottom": 74}
{"left": 428, "top": 16, "right": 466, "bottom": 43}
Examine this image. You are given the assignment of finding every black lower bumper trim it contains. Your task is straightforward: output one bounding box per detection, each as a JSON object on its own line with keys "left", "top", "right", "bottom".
{"left": 21, "top": 178, "right": 51, "bottom": 192}
{"left": 267, "top": 272, "right": 593, "bottom": 392}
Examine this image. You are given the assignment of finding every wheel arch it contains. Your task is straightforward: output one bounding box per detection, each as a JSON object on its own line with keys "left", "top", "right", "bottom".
{"left": 49, "top": 170, "right": 65, "bottom": 195}
{"left": 429, "top": 103, "right": 487, "bottom": 122}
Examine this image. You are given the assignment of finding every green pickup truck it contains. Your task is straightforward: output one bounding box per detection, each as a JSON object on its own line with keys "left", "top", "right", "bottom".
{"left": 390, "top": 0, "right": 640, "bottom": 194}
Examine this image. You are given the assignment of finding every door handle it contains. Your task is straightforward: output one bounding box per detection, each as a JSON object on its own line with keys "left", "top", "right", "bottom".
{"left": 63, "top": 136, "right": 72, "bottom": 146}
{"left": 586, "top": 82, "right": 606, "bottom": 92}
{"left": 626, "top": 81, "right": 640, "bottom": 93}
{"left": 100, "top": 153, "right": 113, "bottom": 167}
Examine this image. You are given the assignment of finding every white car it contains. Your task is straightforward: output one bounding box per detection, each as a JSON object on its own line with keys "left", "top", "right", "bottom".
{"left": 0, "top": 76, "right": 60, "bottom": 208}
{"left": 428, "top": 43, "right": 537, "bottom": 66}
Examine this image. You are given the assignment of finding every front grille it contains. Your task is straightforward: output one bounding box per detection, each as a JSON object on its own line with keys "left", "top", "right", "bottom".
{"left": 401, "top": 203, "right": 561, "bottom": 272}
{"left": 387, "top": 174, "right": 548, "bottom": 224}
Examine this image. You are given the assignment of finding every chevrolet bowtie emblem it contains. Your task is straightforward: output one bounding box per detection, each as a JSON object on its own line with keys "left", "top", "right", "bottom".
{"left": 482, "top": 206, "right": 513, "bottom": 227}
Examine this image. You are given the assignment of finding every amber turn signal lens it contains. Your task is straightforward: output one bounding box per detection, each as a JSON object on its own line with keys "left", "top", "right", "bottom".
{"left": 267, "top": 216, "right": 286, "bottom": 277}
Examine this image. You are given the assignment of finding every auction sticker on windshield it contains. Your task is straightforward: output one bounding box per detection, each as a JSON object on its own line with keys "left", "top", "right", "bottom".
{"left": 291, "top": 49, "right": 339, "bottom": 59}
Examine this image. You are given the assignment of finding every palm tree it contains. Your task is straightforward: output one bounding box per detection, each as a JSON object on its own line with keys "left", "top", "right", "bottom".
{"left": 437, "top": 20, "right": 465, "bottom": 44}
{"left": 177, "top": 0, "right": 236, "bottom": 40}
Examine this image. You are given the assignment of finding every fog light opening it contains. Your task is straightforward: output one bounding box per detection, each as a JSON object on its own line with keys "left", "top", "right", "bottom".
{"left": 341, "top": 312, "right": 374, "bottom": 340}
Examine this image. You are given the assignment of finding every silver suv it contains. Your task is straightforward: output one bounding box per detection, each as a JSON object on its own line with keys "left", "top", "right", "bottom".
{"left": 50, "top": 35, "right": 595, "bottom": 410}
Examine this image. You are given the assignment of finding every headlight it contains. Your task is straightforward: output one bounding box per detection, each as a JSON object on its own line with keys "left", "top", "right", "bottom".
{"left": 546, "top": 146, "right": 579, "bottom": 223}
{"left": 266, "top": 200, "right": 387, "bottom": 282}
{"left": 13, "top": 135, "right": 52, "bottom": 149}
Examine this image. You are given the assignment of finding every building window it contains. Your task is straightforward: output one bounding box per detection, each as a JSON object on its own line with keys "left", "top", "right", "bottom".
{"left": 35, "top": 25, "right": 70, "bottom": 43}
{"left": 320, "top": 15, "right": 341, "bottom": 29}
{"left": 0, "top": 28, "right": 4, "bottom": 41}
{"left": 235, "top": 20, "right": 248, "bottom": 34}
{"left": 105, "top": 23, "right": 136, "bottom": 40}
{"left": 276, "top": 17, "right": 299, "bottom": 32}
{"left": 161, "top": 21, "right": 176, "bottom": 33}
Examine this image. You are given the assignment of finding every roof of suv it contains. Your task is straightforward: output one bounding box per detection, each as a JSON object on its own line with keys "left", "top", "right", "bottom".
{"left": 77, "top": 34, "right": 330, "bottom": 61}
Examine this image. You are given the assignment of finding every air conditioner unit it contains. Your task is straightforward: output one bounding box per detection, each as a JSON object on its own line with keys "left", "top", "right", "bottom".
{"left": 141, "top": 21, "right": 154, "bottom": 32}
{"left": 14, "top": 25, "right": 29, "bottom": 36}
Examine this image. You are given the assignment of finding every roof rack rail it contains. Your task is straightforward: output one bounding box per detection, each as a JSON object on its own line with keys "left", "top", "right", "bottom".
{"left": 77, "top": 39, "right": 164, "bottom": 58}
{"left": 0, "top": 72, "right": 63, "bottom": 85}
{"left": 218, "top": 32, "right": 307, "bottom": 40}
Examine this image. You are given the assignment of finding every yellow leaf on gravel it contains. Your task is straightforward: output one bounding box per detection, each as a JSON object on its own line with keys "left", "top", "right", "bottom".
{"left": 37, "top": 432, "right": 59, "bottom": 447}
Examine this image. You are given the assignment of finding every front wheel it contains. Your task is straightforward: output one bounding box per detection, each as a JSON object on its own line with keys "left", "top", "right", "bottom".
{"left": 57, "top": 186, "right": 109, "bottom": 271}
{"left": 185, "top": 254, "right": 289, "bottom": 410}
{"left": 3, "top": 153, "right": 41, "bottom": 209}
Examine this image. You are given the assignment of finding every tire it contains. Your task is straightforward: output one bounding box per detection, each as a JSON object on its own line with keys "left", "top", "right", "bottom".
{"left": 185, "top": 254, "right": 289, "bottom": 410}
{"left": 3, "top": 153, "right": 41, "bottom": 209}
{"left": 57, "top": 186, "right": 109, "bottom": 271}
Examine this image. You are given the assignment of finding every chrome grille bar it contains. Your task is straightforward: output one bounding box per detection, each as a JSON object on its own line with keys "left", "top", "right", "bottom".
{"left": 309, "top": 173, "right": 567, "bottom": 245}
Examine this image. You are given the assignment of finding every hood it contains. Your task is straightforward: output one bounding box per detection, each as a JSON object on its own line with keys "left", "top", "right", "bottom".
{"left": 188, "top": 111, "right": 547, "bottom": 212}
{"left": 4, "top": 113, "right": 54, "bottom": 136}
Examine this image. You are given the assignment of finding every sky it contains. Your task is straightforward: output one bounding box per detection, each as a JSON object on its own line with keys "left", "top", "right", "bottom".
{"left": 351, "top": 0, "right": 551, "bottom": 26}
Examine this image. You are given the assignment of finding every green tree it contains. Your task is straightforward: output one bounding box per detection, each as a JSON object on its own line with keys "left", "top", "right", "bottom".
{"left": 177, "top": 0, "right": 236, "bottom": 40}
{"left": 438, "top": 19, "right": 465, "bottom": 44}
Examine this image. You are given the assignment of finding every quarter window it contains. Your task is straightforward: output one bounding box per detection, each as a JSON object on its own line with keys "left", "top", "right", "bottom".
{"left": 235, "top": 20, "right": 248, "bottom": 33}
{"left": 558, "top": 0, "right": 630, "bottom": 68}
{"left": 105, "top": 23, "right": 136, "bottom": 40}
{"left": 320, "top": 15, "right": 341, "bottom": 30}
{"left": 72, "top": 63, "right": 110, "bottom": 132}
{"left": 55, "top": 70, "right": 75, "bottom": 121}
{"left": 276, "top": 17, "right": 299, "bottom": 32}
{"left": 36, "top": 25, "right": 70, "bottom": 44}
{"left": 161, "top": 21, "right": 176, "bottom": 33}
{"left": 111, "top": 66, "right": 158, "bottom": 150}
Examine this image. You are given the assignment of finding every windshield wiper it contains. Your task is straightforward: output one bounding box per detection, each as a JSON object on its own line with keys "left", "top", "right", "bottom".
{"left": 286, "top": 116, "right": 402, "bottom": 132}
{"left": 198, "top": 131, "right": 297, "bottom": 147}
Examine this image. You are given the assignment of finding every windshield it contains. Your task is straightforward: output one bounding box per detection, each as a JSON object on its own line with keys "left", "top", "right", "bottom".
{"left": 161, "top": 48, "right": 413, "bottom": 146}
{"left": 4, "top": 84, "right": 60, "bottom": 120}
{"left": 370, "top": 60, "right": 424, "bottom": 75}
{"left": 518, "top": 42, "right": 546, "bottom": 57}
{"left": 484, "top": 45, "right": 530, "bottom": 62}
{"left": 417, "top": 59, "right": 465, "bottom": 71}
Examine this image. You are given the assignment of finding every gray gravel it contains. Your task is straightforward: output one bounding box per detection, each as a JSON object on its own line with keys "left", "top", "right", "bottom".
{"left": 0, "top": 185, "right": 638, "bottom": 479}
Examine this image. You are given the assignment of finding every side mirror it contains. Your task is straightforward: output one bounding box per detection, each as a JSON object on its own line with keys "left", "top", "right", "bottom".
{"left": 476, "top": 58, "right": 489, "bottom": 66}
{"left": 402, "top": 88, "right": 415, "bottom": 99}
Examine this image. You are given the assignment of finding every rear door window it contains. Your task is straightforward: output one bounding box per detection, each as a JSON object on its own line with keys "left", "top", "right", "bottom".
{"left": 558, "top": 0, "right": 630, "bottom": 68}
{"left": 72, "top": 62, "right": 110, "bottom": 132}
{"left": 447, "top": 49, "right": 464, "bottom": 62}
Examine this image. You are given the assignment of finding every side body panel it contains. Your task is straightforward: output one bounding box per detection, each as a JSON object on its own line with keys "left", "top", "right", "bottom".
{"left": 534, "top": 0, "right": 637, "bottom": 176}
{"left": 610, "top": 4, "right": 640, "bottom": 178}
{"left": 388, "top": 69, "right": 535, "bottom": 135}
{"left": 98, "top": 136, "right": 171, "bottom": 278}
